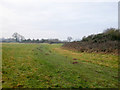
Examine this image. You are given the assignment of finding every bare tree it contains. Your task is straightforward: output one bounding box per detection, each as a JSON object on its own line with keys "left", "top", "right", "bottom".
{"left": 12, "top": 33, "right": 25, "bottom": 42}
{"left": 12, "top": 33, "right": 19, "bottom": 42}
{"left": 67, "top": 37, "right": 72, "bottom": 42}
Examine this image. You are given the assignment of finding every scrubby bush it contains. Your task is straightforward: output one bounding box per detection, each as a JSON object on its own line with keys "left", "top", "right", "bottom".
{"left": 63, "top": 28, "right": 119, "bottom": 54}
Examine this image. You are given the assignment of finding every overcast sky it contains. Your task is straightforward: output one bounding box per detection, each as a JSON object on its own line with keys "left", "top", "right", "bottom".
{"left": 0, "top": 0, "right": 118, "bottom": 40}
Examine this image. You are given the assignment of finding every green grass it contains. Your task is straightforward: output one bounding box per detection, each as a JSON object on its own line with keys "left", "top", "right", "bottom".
{"left": 2, "top": 43, "right": 118, "bottom": 88}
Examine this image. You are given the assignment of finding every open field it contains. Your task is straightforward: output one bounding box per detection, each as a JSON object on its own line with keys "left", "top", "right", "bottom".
{"left": 2, "top": 43, "right": 118, "bottom": 88}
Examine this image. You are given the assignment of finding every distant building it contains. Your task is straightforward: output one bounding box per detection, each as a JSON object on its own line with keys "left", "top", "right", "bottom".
{"left": 0, "top": 38, "right": 16, "bottom": 43}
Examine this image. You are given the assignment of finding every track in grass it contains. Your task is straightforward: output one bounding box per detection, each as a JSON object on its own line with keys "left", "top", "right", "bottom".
{"left": 2, "top": 43, "right": 118, "bottom": 88}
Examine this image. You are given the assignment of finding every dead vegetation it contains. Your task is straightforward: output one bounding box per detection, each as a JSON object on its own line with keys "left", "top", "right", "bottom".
{"left": 63, "top": 28, "right": 119, "bottom": 54}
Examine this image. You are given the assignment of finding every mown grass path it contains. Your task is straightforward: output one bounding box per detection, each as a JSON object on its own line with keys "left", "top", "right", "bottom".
{"left": 2, "top": 43, "right": 118, "bottom": 88}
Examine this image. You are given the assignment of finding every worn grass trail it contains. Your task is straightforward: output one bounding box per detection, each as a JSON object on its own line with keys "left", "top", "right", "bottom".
{"left": 2, "top": 43, "right": 118, "bottom": 88}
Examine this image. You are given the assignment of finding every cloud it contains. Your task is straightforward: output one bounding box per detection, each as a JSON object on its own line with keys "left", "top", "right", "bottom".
{"left": 0, "top": 0, "right": 118, "bottom": 40}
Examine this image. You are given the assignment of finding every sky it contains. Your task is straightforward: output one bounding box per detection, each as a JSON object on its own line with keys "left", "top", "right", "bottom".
{"left": 0, "top": 0, "right": 118, "bottom": 40}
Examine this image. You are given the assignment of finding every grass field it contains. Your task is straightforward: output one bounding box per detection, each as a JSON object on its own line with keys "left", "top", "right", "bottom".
{"left": 2, "top": 43, "right": 118, "bottom": 88}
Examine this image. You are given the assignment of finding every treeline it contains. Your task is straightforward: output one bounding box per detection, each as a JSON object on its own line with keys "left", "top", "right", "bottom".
{"left": 1, "top": 32, "right": 67, "bottom": 44}
{"left": 1, "top": 38, "right": 66, "bottom": 44}
{"left": 82, "top": 28, "right": 120, "bottom": 42}
{"left": 21, "top": 39, "right": 65, "bottom": 44}
{"left": 63, "top": 28, "right": 119, "bottom": 54}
